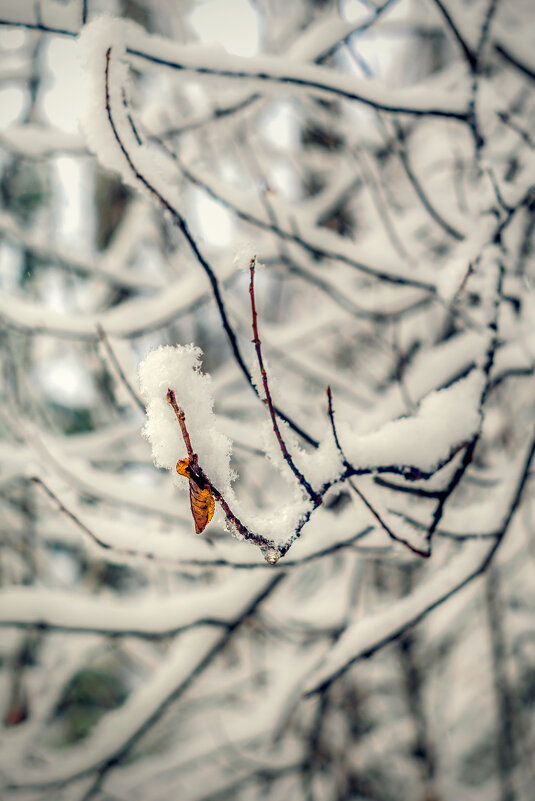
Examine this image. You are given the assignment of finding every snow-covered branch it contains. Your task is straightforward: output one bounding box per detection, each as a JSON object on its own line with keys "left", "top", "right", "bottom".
{"left": 1, "top": 1, "right": 534, "bottom": 799}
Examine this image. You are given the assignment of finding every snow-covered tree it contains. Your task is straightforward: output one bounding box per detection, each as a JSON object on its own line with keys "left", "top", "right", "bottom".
{"left": 1, "top": 1, "right": 534, "bottom": 800}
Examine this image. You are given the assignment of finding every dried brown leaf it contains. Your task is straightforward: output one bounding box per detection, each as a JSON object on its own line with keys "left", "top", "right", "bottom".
{"left": 176, "top": 458, "right": 215, "bottom": 534}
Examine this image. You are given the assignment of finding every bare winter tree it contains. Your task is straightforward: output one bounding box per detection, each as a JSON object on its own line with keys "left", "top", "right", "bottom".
{"left": 0, "top": 1, "right": 534, "bottom": 800}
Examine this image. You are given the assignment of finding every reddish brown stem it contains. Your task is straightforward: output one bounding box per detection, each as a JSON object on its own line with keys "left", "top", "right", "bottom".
{"left": 166, "top": 388, "right": 281, "bottom": 559}
{"left": 167, "top": 389, "right": 195, "bottom": 463}
{"left": 249, "top": 257, "right": 321, "bottom": 506}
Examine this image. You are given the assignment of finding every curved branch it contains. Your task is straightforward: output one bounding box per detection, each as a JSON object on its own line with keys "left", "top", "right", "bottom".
{"left": 103, "top": 47, "right": 318, "bottom": 448}
{"left": 126, "top": 45, "right": 469, "bottom": 122}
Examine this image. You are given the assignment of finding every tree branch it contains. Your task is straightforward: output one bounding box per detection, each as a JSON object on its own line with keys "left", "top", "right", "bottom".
{"left": 103, "top": 47, "right": 318, "bottom": 449}
{"left": 249, "top": 257, "right": 321, "bottom": 505}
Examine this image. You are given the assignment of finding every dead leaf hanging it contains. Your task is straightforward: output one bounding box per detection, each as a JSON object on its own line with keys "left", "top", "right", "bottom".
{"left": 176, "top": 457, "right": 215, "bottom": 534}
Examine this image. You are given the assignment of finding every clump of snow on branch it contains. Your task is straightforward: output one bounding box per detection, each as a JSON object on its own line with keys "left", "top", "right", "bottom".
{"left": 265, "top": 372, "right": 485, "bottom": 488}
{"left": 233, "top": 241, "right": 257, "bottom": 271}
{"left": 436, "top": 216, "right": 498, "bottom": 301}
{"left": 233, "top": 495, "right": 310, "bottom": 549}
{"left": 261, "top": 417, "right": 342, "bottom": 491}
{"left": 78, "top": 17, "right": 134, "bottom": 175}
{"left": 339, "top": 371, "right": 485, "bottom": 473}
{"left": 233, "top": 367, "right": 485, "bottom": 523}
{"left": 138, "top": 345, "right": 234, "bottom": 496}
{"left": 77, "top": 17, "right": 181, "bottom": 208}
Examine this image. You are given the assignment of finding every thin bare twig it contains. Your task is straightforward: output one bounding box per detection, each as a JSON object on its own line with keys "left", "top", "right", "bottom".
{"left": 97, "top": 324, "right": 145, "bottom": 413}
{"left": 166, "top": 389, "right": 195, "bottom": 461}
{"left": 249, "top": 258, "right": 321, "bottom": 506}
{"left": 469, "top": 0, "right": 502, "bottom": 151}
{"left": 494, "top": 41, "right": 535, "bottom": 82}
{"left": 430, "top": 0, "right": 477, "bottom": 70}
{"left": 354, "top": 146, "right": 410, "bottom": 260}
{"left": 425, "top": 260, "right": 505, "bottom": 550}
{"left": 391, "top": 120, "right": 464, "bottom": 241}
{"left": 497, "top": 110, "right": 535, "bottom": 150}
{"left": 326, "top": 387, "right": 429, "bottom": 558}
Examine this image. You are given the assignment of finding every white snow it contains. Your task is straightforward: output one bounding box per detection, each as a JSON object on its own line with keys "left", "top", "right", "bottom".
{"left": 78, "top": 17, "right": 185, "bottom": 217}
{"left": 138, "top": 345, "right": 234, "bottom": 496}
{"left": 0, "top": 572, "right": 268, "bottom": 635}
{"left": 304, "top": 538, "right": 493, "bottom": 694}
{"left": 339, "top": 370, "right": 485, "bottom": 474}
{"left": 78, "top": 17, "right": 137, "bottom": 180}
